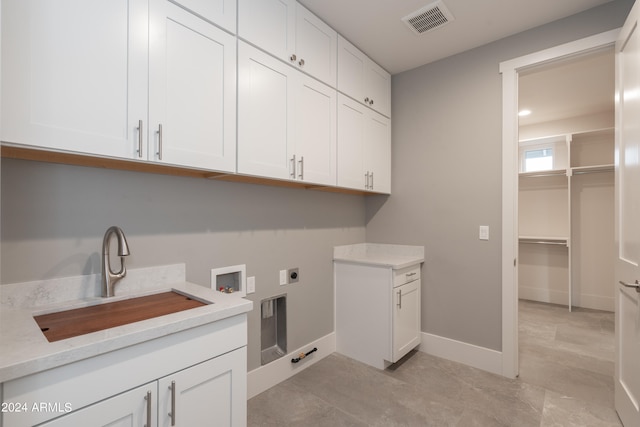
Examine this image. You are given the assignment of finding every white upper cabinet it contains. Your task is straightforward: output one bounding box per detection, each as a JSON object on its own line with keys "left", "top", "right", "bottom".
{"left": 338, "top": 35, "right": 391, "bottom": 118}
{"left": 238, "top": 42, "right": 336, "bottom": 186}
{"left": 238, "top": 0, "right": 337, "bottom": 86}
{"left": 149, "top": 0, "right": 236, "bottom": 171}
{"left": 1, "top": 0, "right": 149, "bottom": 159}
{"left": 2, "top": 0, "right": 237, "bottom": 173}
{"left": 171, "top": 0, "right": 237, "bottom": 33}
{"left": 337, "top": 94, "right": 390, "bottom": 193}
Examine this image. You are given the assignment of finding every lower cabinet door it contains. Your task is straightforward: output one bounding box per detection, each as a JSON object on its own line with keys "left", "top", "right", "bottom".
{"left": 39, "top": 383, "right": 157, "bottom": 427}
{"left": 392, "top": 280, "right": 421, "bottom": 362}
{"left": 158, "top": 347, "right": 247, "bottom": 427}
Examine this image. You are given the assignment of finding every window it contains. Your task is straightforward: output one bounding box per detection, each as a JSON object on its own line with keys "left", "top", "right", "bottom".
{"left": 524, "top": 148, "right": 553, "bottom": 172}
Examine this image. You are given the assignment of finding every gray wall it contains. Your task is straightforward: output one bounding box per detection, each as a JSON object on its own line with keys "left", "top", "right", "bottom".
{"left": 0, "top": 159, "right": 366, "bottom": 370}
{"left": 365, "top": 0, "right": 634, "bottom": 351}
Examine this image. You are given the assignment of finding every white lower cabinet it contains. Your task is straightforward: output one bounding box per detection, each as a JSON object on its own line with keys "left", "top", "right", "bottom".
{"left": 237, "top": 41, "right": 336, "bottom": 185}
{"left": 337, "top": 94, "right": 391, "bottom": 193}
{"left": 335, "top": 262, "right": 421, "bottom": 369}
{"left": 1, "top": 315, "right": 248, "bottom": 427}
{"left": 40, "top": 348, "right": 245, "bottom": 427}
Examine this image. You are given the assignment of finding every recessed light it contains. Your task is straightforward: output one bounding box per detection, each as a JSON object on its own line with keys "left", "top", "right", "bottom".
{"left": 518, "top": 109, "right": 532, "bottom": 117}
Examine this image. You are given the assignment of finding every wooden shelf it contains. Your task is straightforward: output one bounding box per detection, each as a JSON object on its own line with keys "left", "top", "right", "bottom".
{"left": 571, "top": 164, "right": 614, "bottom": 174}
{"left": 1, "top": 144, "right": 380, "bottom": 196}
{"left": 519, "top": 169, "right": 567, "bottom": 178}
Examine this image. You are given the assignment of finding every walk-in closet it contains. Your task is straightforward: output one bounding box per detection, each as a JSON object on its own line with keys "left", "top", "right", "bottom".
{"left": 517, "top": 47, "right": 615, "bottom": 312}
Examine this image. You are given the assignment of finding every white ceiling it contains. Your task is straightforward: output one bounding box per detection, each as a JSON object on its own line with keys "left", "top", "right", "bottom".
{"left": 298, "top": 0, "right": 614, "bottom": 75}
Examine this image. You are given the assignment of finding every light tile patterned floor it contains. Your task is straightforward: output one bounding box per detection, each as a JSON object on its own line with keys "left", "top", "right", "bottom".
{"left": 248, "top": 300, "right": 620, "bottom": 426}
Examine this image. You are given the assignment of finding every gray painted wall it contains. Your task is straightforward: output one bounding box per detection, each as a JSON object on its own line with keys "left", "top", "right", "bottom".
{"left": 365, "top": 0, "right": 634, "bottom": 351}
{"left": 0, "top": 159, "right": 366, "bottom": 370}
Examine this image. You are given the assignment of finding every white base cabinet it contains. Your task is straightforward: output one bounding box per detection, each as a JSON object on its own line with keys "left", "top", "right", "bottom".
{"left": 1, "top": 315, "right": 248, "bottom": 427}
{"left": 335, "top": 262, "right": 421, "bottom": 369}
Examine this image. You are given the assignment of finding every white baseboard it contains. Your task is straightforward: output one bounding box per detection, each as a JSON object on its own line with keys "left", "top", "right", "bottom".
{"left": 247, "top": 332, "right": 336, "bottom": 399}
{"left": 419, "top": 332, "right": 503, "bottom": 376}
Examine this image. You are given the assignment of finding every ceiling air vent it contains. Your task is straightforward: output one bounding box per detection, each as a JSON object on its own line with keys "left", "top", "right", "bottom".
{"left": 401, "top": 1, "right": 454, "bottom": 35}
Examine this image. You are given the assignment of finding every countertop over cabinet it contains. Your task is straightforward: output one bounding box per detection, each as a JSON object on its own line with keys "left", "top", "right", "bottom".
{"left": 0, "top": 264, "right": 253, "bottom": 384}
{"left": 333, "top": 243, "right": 425, "bottom": 269}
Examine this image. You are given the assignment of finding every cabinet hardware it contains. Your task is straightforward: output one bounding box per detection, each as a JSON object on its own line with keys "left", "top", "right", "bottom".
{"left": 370, "top": 172, "right": 374, "bottom": 189}
{"left": 369, "top": 99, "right": 374, "bottom": 106}
{"left": 406, "top": 272, "right": 416, "bottom": 278}
{"left": 169, "top": 380, "right": 176, "bottom": 426}
{"left": 298, "top": 156, "right": 304, "bottom": 180}
{"left": 137, "top": 120, "right": 143, "bottom": 158}
{"left": 290, "top": 155, "right": 296, "bottom": 178}
{"left": 619, "top": 280, "right": 640, "bottom": 293}
{"left": 157, "top": 124, "right": 163, "bottom": 161}
{"left": 364, "top": 171, "right": 370, "bottom": 189}
{"left": 290, "top": 54, "right": 297, "bottom": 62}
{"left": 299, "top": 58, "right": 305, "bottom": 67}
{"left": 145, "top": 391, "right": 152, "bottom": 427}
{"left": 364, "top": 97, "right": 370, "bottom": 104}
{"left": 397, "top": 289, "right": 402, "bottom": 309}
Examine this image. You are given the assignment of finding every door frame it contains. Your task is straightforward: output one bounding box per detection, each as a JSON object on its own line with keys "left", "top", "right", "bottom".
{"left": 499, "top": 29, "right": 619, "bottom": 378}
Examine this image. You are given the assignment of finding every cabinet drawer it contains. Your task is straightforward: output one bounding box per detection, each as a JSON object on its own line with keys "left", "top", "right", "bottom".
{"left": 393, "top": 265, "right": 420, "bottom": 287}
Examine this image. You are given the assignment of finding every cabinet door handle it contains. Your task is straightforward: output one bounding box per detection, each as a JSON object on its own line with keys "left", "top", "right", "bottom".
{"left": 364, "top": 172, "right": 369, "bottom": 189}
{"left": 298, "top": 156, "right": 304, "bottom": 180}
{"left": 369, "top": 99, "right": 374, "bottom": 106}
{"left": 397, "top": 289, "right": 402, "bottom": 309}
{"left": 370, "top": 172, "right": 374, "bottom": 189}
{"left": 137, "top": 120, "right": 143, "bottom": 158}
{"left": 290, "top": 155, "right": 296, "bottom": 179}
{"left": 157, "top": 124, "right": 163, "bottom": 161}
{"left": 290, "top": 54, "right": 297, "bottom": 62}
{"left": 364, "top": 97, "right": 370, "bottom": 104}
{"left": 145, "top": 391, "right": 152, "bottom": 427}
{"left": 299, "top": 58, "right": 305, "bottom": 67}
{"left": 169, "top": 380, "right": 176, "bottom": 426}
{"left": 619, "top": 280, "right": 640, "bottom": 293}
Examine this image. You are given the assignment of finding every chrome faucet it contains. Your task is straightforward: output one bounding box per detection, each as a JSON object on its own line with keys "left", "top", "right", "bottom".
{"left": 102, "top": 226, "right": 130, "bottom": 297}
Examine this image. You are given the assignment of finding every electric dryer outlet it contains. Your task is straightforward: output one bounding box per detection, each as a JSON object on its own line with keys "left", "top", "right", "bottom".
{"left": 288, "top": 268, "right": 299, "bottom": 284}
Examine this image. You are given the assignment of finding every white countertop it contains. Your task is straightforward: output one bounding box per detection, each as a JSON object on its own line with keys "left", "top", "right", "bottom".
{"left": 333, "top": 243, "right": 424, "bottom": 269}
{"left": 0, "top": 265, "right": 253, "bottom": 384}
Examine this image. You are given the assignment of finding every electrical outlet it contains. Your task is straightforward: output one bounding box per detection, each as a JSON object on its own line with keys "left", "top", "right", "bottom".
{"left": 279, "top": 270, "right": 287, "bottom": 286}
{"left": 247, "top": 276, "right": 255, "bottom": 294}
{"left": 288, "top": 268, "right": 299, "bottom": 284}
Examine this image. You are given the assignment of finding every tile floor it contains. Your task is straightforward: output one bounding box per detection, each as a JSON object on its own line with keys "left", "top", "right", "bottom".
{"left": 248, "top": 300, "right": 620, "bottom": 426}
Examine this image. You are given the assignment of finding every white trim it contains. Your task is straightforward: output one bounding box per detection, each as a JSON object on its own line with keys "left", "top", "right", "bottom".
{"left": 247, "top": 332, "right": 336, "bottom": 399}
{"left": 419, "top": 332, "right": 502, "bottom": 376}
{"left": 500, "top": 29, "right": 619, "bottom": 379}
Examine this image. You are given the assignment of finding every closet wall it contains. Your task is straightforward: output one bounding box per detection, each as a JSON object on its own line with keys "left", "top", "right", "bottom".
{"left": 518, "top": 127, "right": 614, "bottom": 311}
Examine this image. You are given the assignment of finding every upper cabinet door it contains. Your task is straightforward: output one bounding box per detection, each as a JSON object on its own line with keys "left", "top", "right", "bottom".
{"left": 237, "top": 42, "right": 295, "bottom": 180}
{"left": 238, "top": 0, "right": 296, "bottom": 62}
{"left": 294, "top": 75, "right": 336, "bottom": 185}
{"left": 338, "top": 35, "right": 391, "bottom": 117}
{"left": 294, "top": 3, "right": 337, "bottom": 87}
{"left": 171, "top": 0, "right": 237, "bottom": 33}
{"left": 149, "top": 0, "right": 237, "bottom": 172}
{"left": 1, "top": 0, "right": 148, "bottom": 159}
{"left": 238, "top": 0, "right": 336, "bottom": 86}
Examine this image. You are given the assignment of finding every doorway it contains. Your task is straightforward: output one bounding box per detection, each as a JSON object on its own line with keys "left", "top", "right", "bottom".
{"left": 499, "top": 29, "right": 619, "bottom": 378}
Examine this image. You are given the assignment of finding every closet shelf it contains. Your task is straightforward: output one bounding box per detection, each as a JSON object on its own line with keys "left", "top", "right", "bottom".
{"left": 518, "top": 236, "right": 568, "bottom": 246}
{"left": 519, "top": 169, "right": 566, "bottom": 178}
{"left": 571, "top": 164, "right": 614, "bottom": 174}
